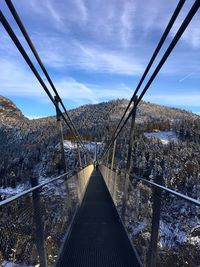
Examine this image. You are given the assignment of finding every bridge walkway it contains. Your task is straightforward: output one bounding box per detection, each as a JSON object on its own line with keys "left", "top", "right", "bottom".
{"left": 56, "top": 169, "right": 140, "bottom": 267}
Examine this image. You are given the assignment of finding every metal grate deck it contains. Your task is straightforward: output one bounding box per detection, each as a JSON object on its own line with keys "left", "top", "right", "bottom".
{"left": 56, "top": 170, "right": 140, "bottom": 267}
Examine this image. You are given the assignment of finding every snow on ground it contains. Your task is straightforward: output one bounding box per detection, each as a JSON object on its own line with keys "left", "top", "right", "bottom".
{"left": 84, "top": 141, "right": 103, "bottom": 153}
{"left": 64, "top": 140, "right": 103, "bottom": 153}
{"left": 64, "top": 140, "right": 77, "bottom": 149}
{"left": 189, "top": 235, "right": 200, "bottom": 247}
{"left": 159, "top": 220, "right": 187, "bottom": 248}
{"left": 189, "top": 225, "right": 200, "bottom": 247}
{"left": 0, "top": 140, "right": 103, "bottom": 201}
{"left": 0, "top": 183, "right": 27, "bottom": 198}
{"left": 144, "top": 130, "right": 178, "bottom": 145}
{"left": 0, "top": 173, "right": 60, "bottom": 200}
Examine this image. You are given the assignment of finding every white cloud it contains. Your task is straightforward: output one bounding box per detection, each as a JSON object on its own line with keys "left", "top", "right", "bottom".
{"left": 73, "top": 42, "right": 143, "bottom": 75}
{"left": 0, "top": 58, "right": 132, "bottom": 103}
{"left": 181, "top": 18, "right": 200, "bottom": 49}
{"left": 0, "top": 58, "right": 46, "bottom": 97}
{"left": 2, "top": 0, "right": 200, "bottom": 76}
{"left": 55, "top": 78, "right": 97, "bottom": 103}
{"left": 120, "top": 1, "right": 136, "bottom": 47}
{"left": 1, "top": 0, "right": 200, "bottom": 115}
{"left": 32, "top": 34, "right": 144, "bottom": 75}
{"left": 75, "top": 0, "right": 88, "bottom": 23}
{"left": 53, "top": 79, "right": 132, "bottom": 103}
{"left": 168, "top": 2, "right": 200, "bottom": 49}
{"left": 44, "top": 0, "right": 63, "bottom": 26}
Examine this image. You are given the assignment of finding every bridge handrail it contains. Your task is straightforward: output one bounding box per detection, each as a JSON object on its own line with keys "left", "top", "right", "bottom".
{"left": 0, "top": 163, "right": 93, "bottom": 207}
{"left": 101, "top": 164, "right": 200, "bottom": 207}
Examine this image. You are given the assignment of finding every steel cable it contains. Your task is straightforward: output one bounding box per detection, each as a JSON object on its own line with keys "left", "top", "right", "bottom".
{"left": 0, "top": 11, "right": 92, "bottom": 160}
{"left": 101, "top": 0, "right": 200, "bottom": 160}
{"left": 4, "top": 0, "right": 86, "bottom": 157}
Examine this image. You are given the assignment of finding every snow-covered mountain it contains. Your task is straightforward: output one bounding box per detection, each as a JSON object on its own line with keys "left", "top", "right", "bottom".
{"left": 67, "top": 99, "right": 199, "bottom": 140}
{"left": 0, "top": 95, "right": 200, "bottom": 266}
{"left": 0, "top": 96, "right": 63, "bottom": 196}
{"left": 0, "top": 95, "right": 199, "bottom": 195}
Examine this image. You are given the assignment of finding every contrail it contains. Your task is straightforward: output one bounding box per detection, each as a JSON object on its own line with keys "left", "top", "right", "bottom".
{"left": 179, "top": 72, "right": 193, "bottom": 82}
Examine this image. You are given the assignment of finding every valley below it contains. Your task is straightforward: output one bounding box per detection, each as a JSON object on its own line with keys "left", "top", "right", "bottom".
{"left": 0, "top": 95, "right": 200, "bottom": 266}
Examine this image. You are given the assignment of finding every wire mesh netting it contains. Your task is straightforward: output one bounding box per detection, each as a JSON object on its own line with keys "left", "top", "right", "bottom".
{"left": 0, "top": 194, "right": 36, "bottom": 266}
{"left": 157, "top": 192, "right": 200, "bottom": 267}
{"left": 124, "top": 176, "right": 153, "bottom": 264}
{"left": 0, "top": 165, "right": 93, "bottom": 267}
{"left": 99, "top": 165, "right": 200, "bottom": 267}
{"left": 99, "top": 165, "right": 153, "bottom": 264}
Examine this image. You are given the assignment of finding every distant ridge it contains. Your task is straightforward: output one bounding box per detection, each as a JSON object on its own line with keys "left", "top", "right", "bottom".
{"left": 0, "top": 96, "right": 199, "bottom": 190}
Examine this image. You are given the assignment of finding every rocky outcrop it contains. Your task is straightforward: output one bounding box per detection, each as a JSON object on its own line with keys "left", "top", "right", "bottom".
{"left": 0, "top": 96, "right": 63, "bottom": 191}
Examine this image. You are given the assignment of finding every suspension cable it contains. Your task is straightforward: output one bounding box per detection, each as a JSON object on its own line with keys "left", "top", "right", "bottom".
{"left": 0, "top": 10, "right": 91, "bottom": 159}
{"left": 101, "top": 0, "right": 200, "bottom": 160}
{"left": 101, "top": 0, "right": 186, "bottom": 159}
{"left": 4, "top": 0, "right": 85, "bottom": 154}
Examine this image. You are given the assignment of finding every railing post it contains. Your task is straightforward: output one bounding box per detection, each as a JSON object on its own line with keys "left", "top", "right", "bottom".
{"left": 77, "top": 170, "right": 84, "bottom": 203}
{"left": 108, "top": 139, "right": 116, "bottom": 194}
{"left": 77, "top": 171, "right": 82, "bottom": 203}
{"left": 95, "top": 140, "right": 97, "bottom": 162}
{"left": 122, "top": 96, "right": 138, "bottom": 220}
{"left": 111, "top": 139, "right": 117, "bottom": 171}
{"left": 77, "top": 143, "right": 82, "bottom": 168}
{"left": 54, "top": 96, "right": 67, "bottom": 173}
{"left": 64, "top": 173, "right": 71, "bottom": 210}
{"left": 121, "top": 172, "right": 129, "bottom": 220}
{"left": 54, "top": 102, "right": 72, "bottom": 216}
{"left": 31, "top": 177, "right": 47, "bottom": 267}
{"left": 84, "top": 153, "right": 87, "bottom": 166}
{"left": 147, "top": 176, "right": 163, "bottom": 267}
{"left": 105, "top": 151, "right": 109, "bottom": 186}
{"left": 113, "top": 167, "right": 118, "bottom": 202}
{"left": 127, "top": 95, "right": 138, "bottom": 169}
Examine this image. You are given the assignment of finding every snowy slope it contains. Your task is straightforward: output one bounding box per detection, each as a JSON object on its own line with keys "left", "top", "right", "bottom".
{"left": 144, "top": 130, "right": 178, "bottom": 145}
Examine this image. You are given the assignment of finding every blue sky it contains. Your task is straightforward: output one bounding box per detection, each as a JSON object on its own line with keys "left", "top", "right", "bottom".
{"left": 0, "top": 0, "right": 200, "bottom": 118}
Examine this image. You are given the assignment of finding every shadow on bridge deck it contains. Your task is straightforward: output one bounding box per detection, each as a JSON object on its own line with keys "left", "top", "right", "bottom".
{"left": 56, "top": 170, "right": 140, "bottom": 267}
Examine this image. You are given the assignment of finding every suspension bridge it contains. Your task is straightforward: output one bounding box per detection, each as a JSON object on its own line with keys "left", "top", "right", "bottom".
{"left": 0, "top": 0, "right": 200, "bottom": 266}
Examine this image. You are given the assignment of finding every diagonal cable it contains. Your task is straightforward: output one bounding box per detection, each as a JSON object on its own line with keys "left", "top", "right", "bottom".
{"left": 0, "top": 10, "right": 92, "bottom": 160}
{"left": 4, "top": 0, "right": 88, "bottom": 157}
{"left": 101, "top": 0, "right": 200, "bottom": 160}
{"left": 102, "top": 0, "right": 186, "bottom": 157}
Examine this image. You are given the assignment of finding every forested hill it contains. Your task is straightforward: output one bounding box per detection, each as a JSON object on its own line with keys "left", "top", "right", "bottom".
{"left": 67, "top": 99, "right": 199, "bottom": 139}
{"left": 1, "top": 96, "right": 200, "bottom": 265}
{"left": 0, "top": 95, "right": 200, "bottom": 191}
{"left": 0, "top": 96, "right": 61, "bottom": 190}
